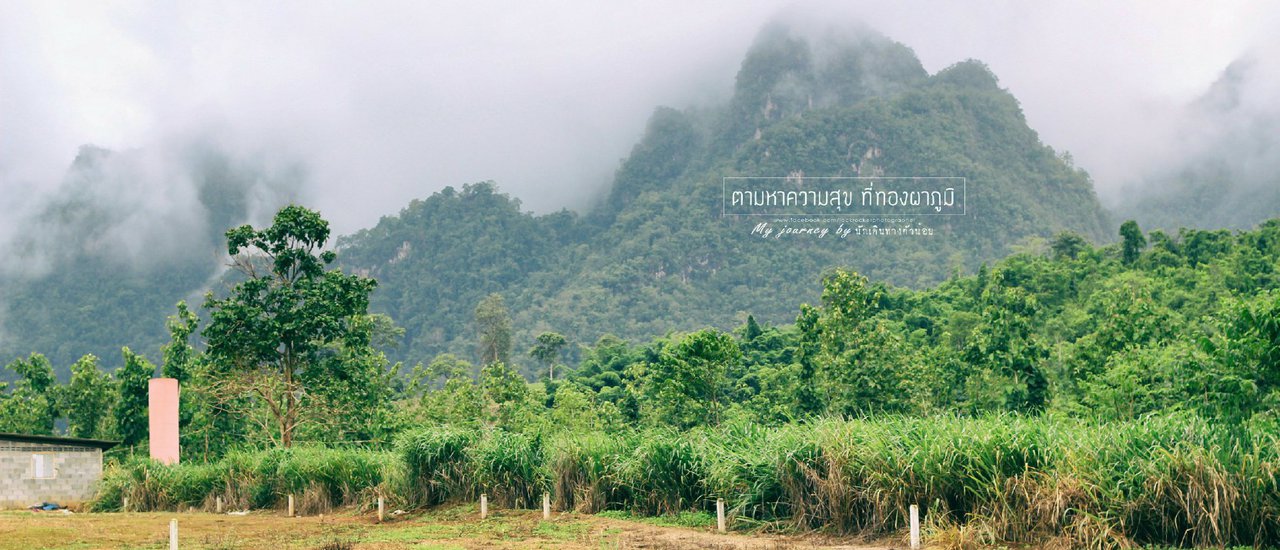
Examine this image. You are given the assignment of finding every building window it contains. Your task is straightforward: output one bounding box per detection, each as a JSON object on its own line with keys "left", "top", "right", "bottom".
{"left": 32, "top": 453, "right": 55, "bottom": 479}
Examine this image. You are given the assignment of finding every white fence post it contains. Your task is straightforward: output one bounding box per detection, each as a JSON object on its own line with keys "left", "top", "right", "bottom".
{"left": 287, "top": 494, "right": 295, "bottom": 517}
{"left": 542, "top": 493, "right": 551, "bottom": 520}
{"left": 215, "top": 496, "right": 223, "bottom": 514}
{"left": 480, "top": 494, "right": 488, "bottom": 519}
{"left": 716, "top": 498, "right": 726, "bottom": 533}
{"left": 169, "top": 518, "right": 178, "bottom": 550}
{"left": 909, "top": 504, "right": 920, "bottom": 549}
{"left": 377, "top": 495, "right": 385, "bottom": 522}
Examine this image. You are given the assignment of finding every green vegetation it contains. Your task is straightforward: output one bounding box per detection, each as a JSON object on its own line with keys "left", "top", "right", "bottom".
{"left": 203, "top": 205, "right": 380, "bottom": 447}
{"left": 1, "top": 22, "right": 1277, "bottom": 550}
{"left": 0, "top": 147, "right": 302, "bottom": 372}
{"left": 1, "top": 26, "right": 1116, "bottom": 379}
{"left": 93, "top": 446, "right": 401, "bottom": 514}
{"left": 64, "top": 211, "right": 1280, "bottom": 547}
{"left": 95, "top": 416, "right": 1280, "bottom": 547}
{"left": 337, "top": 29, "right": 1112, "bottom": 371}
{"left": 0, "top": 189, "right": 1275, "bottom": 546}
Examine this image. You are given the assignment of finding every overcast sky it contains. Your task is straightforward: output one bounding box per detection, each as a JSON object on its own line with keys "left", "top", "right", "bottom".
{"left": 2, "top": 0, "right": 1277, "bottom": 238}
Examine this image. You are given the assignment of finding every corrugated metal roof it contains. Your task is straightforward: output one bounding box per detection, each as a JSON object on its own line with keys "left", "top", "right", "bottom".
{"left": 0, "top": 432, "right": 119, "bottom": 450}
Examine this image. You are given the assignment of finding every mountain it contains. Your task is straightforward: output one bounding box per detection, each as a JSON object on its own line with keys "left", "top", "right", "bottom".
{"left": 336, "top": 25, "right": 1113, "bottom": 370}
{"left": 1117, "top": 53, "right": 1280, "bottom": 231}
{"left": 0, "top": 24, "right": 1120, "bottom": 377}
{"left": 0, "top": 143, "right": 298, "bottom": 373}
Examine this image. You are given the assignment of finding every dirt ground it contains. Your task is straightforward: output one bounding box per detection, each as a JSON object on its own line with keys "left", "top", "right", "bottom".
{"left": 0, "top": 505, "right": 899, "bottom": 550}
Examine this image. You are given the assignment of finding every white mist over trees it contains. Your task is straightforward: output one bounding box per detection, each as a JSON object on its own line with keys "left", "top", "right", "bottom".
{"left": 2, "top": 2, "right": 1276, "bottom": 243}
{"left": 1, "top": 3, "right": 1278, "bottom": 372}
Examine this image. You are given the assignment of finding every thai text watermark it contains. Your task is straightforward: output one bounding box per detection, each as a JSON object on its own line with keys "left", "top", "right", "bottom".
{"left": 722, "top": 176, "right": 966, "bottom": 217}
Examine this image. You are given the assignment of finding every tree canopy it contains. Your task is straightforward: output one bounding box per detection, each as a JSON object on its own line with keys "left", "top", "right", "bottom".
{"left": 202, "top": 205, "right": 378, "bottom": 447}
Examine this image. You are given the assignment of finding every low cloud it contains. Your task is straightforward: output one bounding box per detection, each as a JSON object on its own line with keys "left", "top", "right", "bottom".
{"left": 2, "top": 0, "right": 1277, "bottom": 254}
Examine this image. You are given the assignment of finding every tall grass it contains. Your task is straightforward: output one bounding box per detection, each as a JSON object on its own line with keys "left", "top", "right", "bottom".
{"left": 93, "top": 415, "right": 1280, "bottom": 547}
{"left": 396, "top": 426, "right": 474, "bottom": 506}
{"left": 547, "top": 431, "right": 637, "bottom": 513}
{"left": 470, "top": 429, "right": 547, "bottom": 508}
{"left": 92, "top": 446, "right": 401, "bottom": 514}
{"left": 618, "top": 428, "right": 709, "bottom": 515}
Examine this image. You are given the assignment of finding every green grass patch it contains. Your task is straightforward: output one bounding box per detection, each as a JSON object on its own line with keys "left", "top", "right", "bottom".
{"left": 532, "top": 519, "right": 591, "bottom": 540}
{"left": 595, "top": 509, "right": 715, "bottom": 529}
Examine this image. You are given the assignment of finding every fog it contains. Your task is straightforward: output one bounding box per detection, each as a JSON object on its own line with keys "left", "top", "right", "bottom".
{"left": 2, "top": 0, "right": 1277, "bottom": 253}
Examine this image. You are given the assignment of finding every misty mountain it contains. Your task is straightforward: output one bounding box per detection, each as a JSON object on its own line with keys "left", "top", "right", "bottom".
{"left": 336, "top": 25, "right": 1112, "bottom": 370}
{"left": 0, "top": 24, "right": 1131, "bottom": 378}
{"left": 0, "top": 143, "right": 299, "bottom": 372}
{"left": 1117, "top": 54, "right": 1280, "bottom": 231}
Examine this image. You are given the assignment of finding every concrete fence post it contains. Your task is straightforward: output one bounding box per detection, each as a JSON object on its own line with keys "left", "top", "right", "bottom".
{"left": 716, "top": 498, "right": 726, "bottom": 533}
{"left": 122, "top": 497, "right": 129, "bottom": 513}
{"left": 169, "top": 518, "right": 178, "bottom": 550}
{"left": 377, "top": 496, "right": 385, "bottom": 523}
{"left": 543, "top": 492, "right": 551, "bottom": 520}
{"left": 909, "top": 504, "right": 920, "bottom": 549}
{"left": 480, "top": 494, "right": 488, "bottom": 519}
{"left": 287, "top": 494, "right": 295, "bottom": 517}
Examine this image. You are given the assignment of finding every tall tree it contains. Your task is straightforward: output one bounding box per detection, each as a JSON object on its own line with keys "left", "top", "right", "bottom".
{"left": 61, "top": 354, "right": 112, "bottom": 439}
{"left": 743, "top": 315, "right": 764, "bottom": 342}
{"left": 115, "top": 348, "right": 154, "bottom": 446}
{"left": 479, "top": 361, "right": 529, "bottom": 427}
{"left": 413, "top": 353, "right": 484, "bottom": 427}
{"left": 632, "top": 329, "right": 741, "bottom": 428}
{"left": 202, "top": 205, "right": 377, "bottom": 447}
{"left": 161, "top": 302, "right": 200, "bottom": 444}
{"left": 298, "top": 313, "right": 400, "bottom": 444}
{"left": 475, "top": 293, "right": 512, "bottom": 365}
{"left": 162, "top": 301, "right": 198, "bottom": 383}
{"left": 1050, "top": 231, "right": 1087, "bottom": 260}
{"left": 1120, "top": 220, "right": 1147, "bottom": 265}
{"left": 792, "top": 305, "right": 823, "bottom": 416}
{"left": 0, "top": 353, "right": 59, "bottom": 434}
{"left": 529, "top": 331, "right": 568, "bottom": 381}
{"left": 964, "top": 285, "right": 1049, "bottom": 412}
{"left": 1196, "top": 290, "right": 1280, "bottom": 421}
{"left": 808, "top": 270, "right": 913, "bottom": 415}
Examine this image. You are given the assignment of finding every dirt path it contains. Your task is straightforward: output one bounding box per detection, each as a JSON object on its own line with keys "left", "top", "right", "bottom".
{"left": 595, "top": 517, "right": 896, "bottom": 549}
{"left": 0, "top": 506, "right": 898, "bottom": 550}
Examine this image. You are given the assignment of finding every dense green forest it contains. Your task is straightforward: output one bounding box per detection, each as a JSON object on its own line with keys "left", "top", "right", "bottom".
{"left": 336, "top": 27, "right": 1112, "bottom": 370}
{"left": 1, "top": 17, "right": 1277, "bottom": 550}
{"left": 5, "top": 204, "right": 1276, "bottom": 547}
{"left": 5, "top": 25, "right": 1277, "bottom": 381}
{"left": 11, "top": 211, "right": 1278, "bottom": 442}
{"left": 1, "top": 26, "right": 1117, "bottom": 377}
{"left": 1, "top": 25, "right": 1278, "bottom": 547}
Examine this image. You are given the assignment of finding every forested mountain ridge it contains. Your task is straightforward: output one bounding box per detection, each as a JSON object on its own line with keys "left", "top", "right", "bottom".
{"left": 336, "top": 26, "right": 1113, "bottom": 370}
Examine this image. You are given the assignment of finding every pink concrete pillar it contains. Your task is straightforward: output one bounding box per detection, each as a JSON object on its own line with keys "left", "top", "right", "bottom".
{"left": 149, "top": 378, "right": 180, "bottom": 465}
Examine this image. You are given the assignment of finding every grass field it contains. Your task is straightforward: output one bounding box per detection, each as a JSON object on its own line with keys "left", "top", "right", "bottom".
{"left": 0, "top": 504, "right": 892, "bottom": 550}
{"left": 90, "top": 417, "right": 1280, "bottom": 548}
